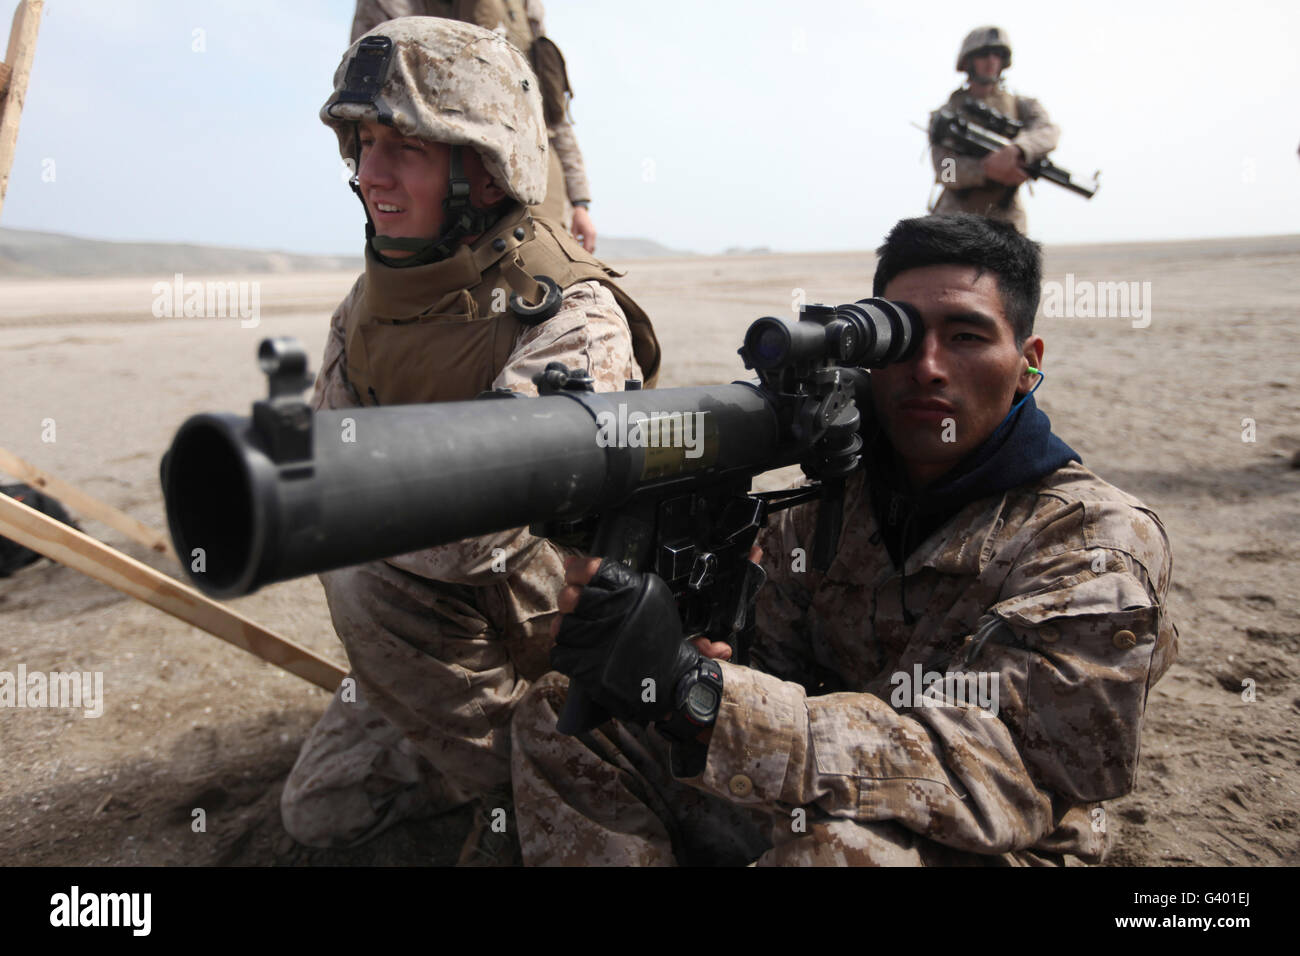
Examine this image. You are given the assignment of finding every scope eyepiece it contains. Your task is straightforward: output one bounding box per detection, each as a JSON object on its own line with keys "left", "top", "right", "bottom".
{"left": 834, "top": 297, "right": 922, "bottom": 368}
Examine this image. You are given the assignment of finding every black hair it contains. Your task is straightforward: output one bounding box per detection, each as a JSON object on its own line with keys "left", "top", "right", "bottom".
{"left": 871, "top": 214, "right": 1041, "bottom": 344}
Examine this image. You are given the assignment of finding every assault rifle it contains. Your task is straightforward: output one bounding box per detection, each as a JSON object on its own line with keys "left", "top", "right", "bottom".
{"left": 929, "top": 98, "right": 1099, "bottom": 199}
{"left": 160, "top": 299, "right": 920, "bottom": 733}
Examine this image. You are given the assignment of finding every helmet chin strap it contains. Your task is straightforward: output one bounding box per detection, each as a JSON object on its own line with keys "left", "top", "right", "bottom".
{"left": 350, "top": 140, "right": 506, "bottom": 268}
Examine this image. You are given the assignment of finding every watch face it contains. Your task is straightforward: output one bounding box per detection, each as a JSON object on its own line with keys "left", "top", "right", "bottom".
{"left": 686, "top": 682, "right": 718, "bottom": 718}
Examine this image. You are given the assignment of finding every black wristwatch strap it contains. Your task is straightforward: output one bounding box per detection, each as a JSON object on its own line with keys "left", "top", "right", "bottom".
{"left": 657, "top": 658, "right": 723, "bottom": 743}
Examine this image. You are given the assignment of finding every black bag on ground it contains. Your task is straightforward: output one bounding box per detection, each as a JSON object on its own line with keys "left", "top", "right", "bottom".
{"left": 0, "top": 483, "right": 77, "bottom": 577}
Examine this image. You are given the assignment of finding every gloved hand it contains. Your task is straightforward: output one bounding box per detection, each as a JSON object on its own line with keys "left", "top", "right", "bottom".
{"left": 550, "top": 559, "right": 702, "bottom": 725}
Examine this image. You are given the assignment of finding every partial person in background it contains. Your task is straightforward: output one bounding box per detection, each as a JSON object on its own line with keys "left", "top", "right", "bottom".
{"left": 352, "top": 1, "right": 599, "bottom": 251}
{"left": 929, "top": 26, "right": 1059, "bottom": 235}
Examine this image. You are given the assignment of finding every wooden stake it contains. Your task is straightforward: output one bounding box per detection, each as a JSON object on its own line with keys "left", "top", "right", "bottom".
{"left": 0, "top": 0, "right": 44, "bottom": 217}
{"left": 0, "top": 491, "right": 346, "bottom": 692}
{"left": 0, "top": 446, "right": 178, "bottom": 561}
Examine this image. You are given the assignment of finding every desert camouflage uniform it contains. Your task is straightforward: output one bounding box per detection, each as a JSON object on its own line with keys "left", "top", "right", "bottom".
{"left": 512, "top": 461, "right": 1177, "bottom": 865}
{"left": 280, "top": 239, "right": 646, "bottom": 849}
{"left": 931, "top": 85, "right": 1059, "bottom": 235}
{"left": 349, "top": 0, "right": 592, "bottom": 226}
{"left": 281, "top": 14, "right": 655, "bottom": 848}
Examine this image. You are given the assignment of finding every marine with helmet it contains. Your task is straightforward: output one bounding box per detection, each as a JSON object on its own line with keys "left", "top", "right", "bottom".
{"left": 929, "top": 26, "right": 1060, "bottom": 235}
{"left": 350, "top": 0, "right": 600, "bottom": 251}
{"left": 278, "top": 15, "right": 660, "bottom": 861}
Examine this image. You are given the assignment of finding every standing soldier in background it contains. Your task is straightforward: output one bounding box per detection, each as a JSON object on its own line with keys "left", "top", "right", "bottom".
{"left": 352, "top": 1, "right": 600, "bottom": 251}
{"left": 280, "top": 17, "right": 658, "bottom": 863}
{"left": 929, "top": 26, "right": 1059, "bottom": 235}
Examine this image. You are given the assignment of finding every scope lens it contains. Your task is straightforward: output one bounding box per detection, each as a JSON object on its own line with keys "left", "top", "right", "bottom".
{"left": 741, "top": 318, "right": 798, "bottom": 369}
{"left": 755, "top": 327, "right": 787, "bottom": 363}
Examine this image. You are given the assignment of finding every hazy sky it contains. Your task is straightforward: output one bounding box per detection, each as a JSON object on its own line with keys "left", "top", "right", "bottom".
{"left": 3, "top": 0, "right": 1297, "bottom": 255}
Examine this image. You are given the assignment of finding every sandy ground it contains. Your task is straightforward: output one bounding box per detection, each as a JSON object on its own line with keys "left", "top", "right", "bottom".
{"left": 1, "top": 236, "right": 1298, "bottom": 866}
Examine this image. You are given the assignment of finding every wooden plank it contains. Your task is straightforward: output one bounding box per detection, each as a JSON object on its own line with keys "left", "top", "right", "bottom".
{"left": 0, "top": 61, "right": 11, "bottom": 98}
{"left": 0, "top": 0, "right": 45, "bottom": 216}
{"left": 0, "top": 491, "right": 347, "bottom": 692}
{"left": 0, "top": 445, "right": 178, "bottom": 561}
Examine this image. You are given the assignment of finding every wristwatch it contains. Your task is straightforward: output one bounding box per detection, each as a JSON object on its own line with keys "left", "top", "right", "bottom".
{"left": 657, "top": 658, "right": 723, "bottom": 743}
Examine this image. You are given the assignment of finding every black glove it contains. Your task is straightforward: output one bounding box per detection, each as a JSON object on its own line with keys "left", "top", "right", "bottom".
{"left": 550, "top": 560, "right": 701, "bottom": 725}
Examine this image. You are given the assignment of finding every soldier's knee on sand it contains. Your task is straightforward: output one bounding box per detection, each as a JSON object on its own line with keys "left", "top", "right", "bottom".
{"left": 280, "top": 775, "right": 435, "bottom": 850}
{"left": 280, "top": 775, "right": 356, "bottom": 849}
{"left": 279, "top": 737, "right": 402, "bottom": 849}
{"left": 280, "top": 739, "right": 445, "bottom": 850}
{"left": 279, "top": 756, "right": 384, "bottom": 849}
{"left": 277, "top": 678, "right": 441, "bottom": 849}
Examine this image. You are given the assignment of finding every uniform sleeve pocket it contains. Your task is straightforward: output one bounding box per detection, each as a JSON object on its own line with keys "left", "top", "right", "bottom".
{"left": 991, "top": 579, "right": 1160, "bottom": 802}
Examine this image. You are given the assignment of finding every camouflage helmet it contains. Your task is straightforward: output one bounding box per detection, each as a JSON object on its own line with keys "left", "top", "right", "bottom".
{"left": 957, "top": 25, "right": 1012, "bottom": 73}
{"left": 320, "top": 17, "right": 548, "bottom": 206}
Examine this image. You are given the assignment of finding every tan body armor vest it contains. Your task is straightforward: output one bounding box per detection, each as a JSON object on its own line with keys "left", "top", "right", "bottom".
{"left": 343, "top": 206, "right": 660, "bottom": 407}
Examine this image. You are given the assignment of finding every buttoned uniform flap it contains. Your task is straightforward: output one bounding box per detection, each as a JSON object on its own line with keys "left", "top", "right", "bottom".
{"left": 981, "top": 573, "right": 1162, "bottom": 803}
{"left": 985, "top": 568, "right": 1162, "bottom": 682}
{"left": 993, "top": 565, "right": 1157, "bottom": 628}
